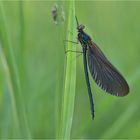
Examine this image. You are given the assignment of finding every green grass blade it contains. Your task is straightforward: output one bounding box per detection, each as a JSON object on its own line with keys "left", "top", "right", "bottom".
{"left": 0, "top": 2, "right": 31, "bottom": 138}
{"left": 18, "top": 1, "right": 26, "bottom": 81}
{"left": 59, "top": 0, "right": 76, "bottom": 139}
{"left": 54, "top": 1, "right": 66, "bottom": 138}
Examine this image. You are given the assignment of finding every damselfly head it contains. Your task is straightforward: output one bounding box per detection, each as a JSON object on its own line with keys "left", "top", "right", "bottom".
{"left": 77, "top": 24, "right": 85, "bottom": 31}
{"left": 75, "top": 16, "right": 85, "bottom": 31}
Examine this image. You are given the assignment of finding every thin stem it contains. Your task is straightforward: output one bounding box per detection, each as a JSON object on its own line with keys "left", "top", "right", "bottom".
{"left": 59, "top": 0, "right": 76, "bottom": 139}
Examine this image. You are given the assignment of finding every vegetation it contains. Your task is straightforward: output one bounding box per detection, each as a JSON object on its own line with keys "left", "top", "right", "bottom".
{"left": 0, "top": 1, "right": 139, "bottom": 139}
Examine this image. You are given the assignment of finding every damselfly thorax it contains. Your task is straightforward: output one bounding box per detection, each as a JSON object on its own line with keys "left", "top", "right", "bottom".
{"left": 78, "top": 31, "right": 92, "bottom": 49}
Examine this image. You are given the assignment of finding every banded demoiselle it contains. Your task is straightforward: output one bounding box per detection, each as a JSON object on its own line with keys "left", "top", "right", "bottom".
{"left": 75, "top": 17, "right": 129, "bottom": 119}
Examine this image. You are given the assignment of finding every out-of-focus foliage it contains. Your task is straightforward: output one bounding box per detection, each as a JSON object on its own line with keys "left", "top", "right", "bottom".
{"left": 0, "top": 1, "right": 140, "bottom": 139}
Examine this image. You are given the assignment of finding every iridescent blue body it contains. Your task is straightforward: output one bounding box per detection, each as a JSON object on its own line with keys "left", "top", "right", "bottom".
{"left": 77, "top": 28, "right": 95, "bottom": 119}
{"left": 78, "top": 31, "right": 91, "bottom": 46}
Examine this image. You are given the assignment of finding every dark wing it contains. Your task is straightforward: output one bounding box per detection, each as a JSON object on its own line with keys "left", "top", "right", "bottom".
{"left": 88, "top": 42, "right": 129, "bottom": 96}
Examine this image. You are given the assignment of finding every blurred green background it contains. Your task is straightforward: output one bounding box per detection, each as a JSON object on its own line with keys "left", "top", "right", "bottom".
{"left": 0, "top": 0, "right": 140, "bottom": 139}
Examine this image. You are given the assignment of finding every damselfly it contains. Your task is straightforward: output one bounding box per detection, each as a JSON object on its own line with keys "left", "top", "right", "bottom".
{"left": 75, "top": 17, "right": 129, "bottom": 119}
